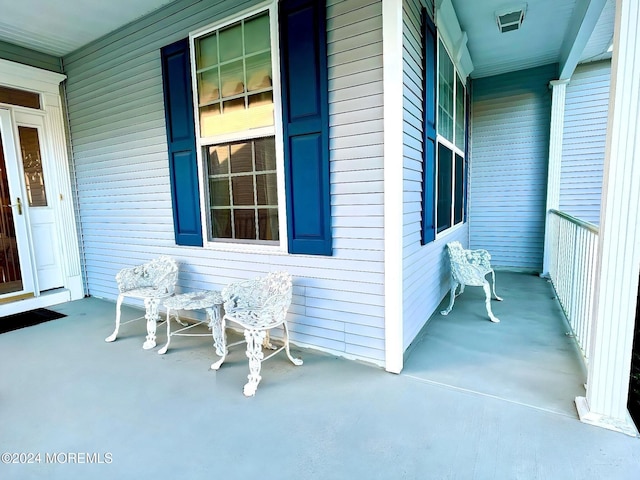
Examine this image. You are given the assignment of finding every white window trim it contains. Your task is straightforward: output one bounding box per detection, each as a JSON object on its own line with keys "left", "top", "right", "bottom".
{"left": 435, "top": 35, "right": 466, "bottom": 239}
{"left": 189, "top": 0, "right": 288, "bottom": 254}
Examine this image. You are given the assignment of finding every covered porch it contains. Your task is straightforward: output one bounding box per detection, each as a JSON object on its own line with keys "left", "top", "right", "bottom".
{"left": 0, "top": 0, "right": 639, "bottom": 443}
{"left": 1, "top": 272, "right": 638, "bottom": 479}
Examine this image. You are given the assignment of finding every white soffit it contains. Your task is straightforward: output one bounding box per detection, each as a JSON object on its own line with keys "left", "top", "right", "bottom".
{"left": 0, "top": 0, "right": 177, "bottom": 57}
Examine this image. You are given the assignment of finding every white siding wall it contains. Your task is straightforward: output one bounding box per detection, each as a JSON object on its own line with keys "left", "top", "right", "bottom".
{"left": 470, "top": 65, "right": 556, "bottom": 272}
{"left": 560, "top": 60, "right": 610, "bottom": 225}
{"left": 402, "top": 0, "right": 468, "bottom": 350}
{"left": 63, "top": 0, "right": 387, "bottom": 365}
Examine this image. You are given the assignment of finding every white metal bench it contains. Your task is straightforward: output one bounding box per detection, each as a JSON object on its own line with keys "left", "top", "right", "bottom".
{"left": 441, "top": 241, "right": 503, "bottom": 323}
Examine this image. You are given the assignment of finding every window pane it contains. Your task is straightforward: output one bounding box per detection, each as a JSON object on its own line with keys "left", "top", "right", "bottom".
{"left": 246, "top": 52, "right": 272, "bottom": 92}
{"left": 197, "top": 33, "right": 218, "bottom": 69}
{"left": 207, "top": 144, "right": 229, "bottom": 175}
{"left": 258, "top": 208, "right": 279, "bottom": 241}
{"left": 0, "top": 86, "right": 40, "bottom": 109}
{"left": 256, "top": 173, "right": 277, "bottom": 205}
{"left": 18, "top": 127, "right": 47, "bottom": 207}
{"left": 200, "top": 104, "right": 221, "bottom": 137}
{"left": 218, "top": 23, "right": 243, "bottom": 62}
{"left": 255, "top": 137, "right": 276, "bottom": 171}
{"left": 205, "top": 137, "right": 278, "bottom": 243}
{"left": 437, "top": 143, "right": 452, "bottom": 232}
{"left": 220, "top": 60, "right": 245, "bottom": 98}
{"left": 247, "top": 92, "right": 274, "bottom": 129}
{"left": 454, "top": 153, "right": 464, "bottom": 224}
{"left": 230, "top": 143, "right": 252, "bottom": 173}
{"left": 438, "top": 41, "right": 454, "bottom": 142}
{"left": 209, "top": 177, "right": 230, "bottom": 206}
{"left": 234, "top": 209, "right": 256, "bottom": 239}
{"left": 245, "top": 13, "right": 270, "bottom": 55}
{"left": 198, "top": 69, "right": 219, "bottom": 105}
{"left": 232, "top": 176, "right": 255, "bottom": 206}
{"left": 455, "top": 75, "right": 465, "bottom": 151}
{"left": 212, "top": 209, "right": 232, "bottom": 238}
{"left": 195, "top": 12, "right": 274, "bottom": 138}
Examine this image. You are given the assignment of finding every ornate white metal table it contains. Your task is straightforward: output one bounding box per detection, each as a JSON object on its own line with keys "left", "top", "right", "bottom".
{"left": 158, "top": 290, "right": 224, "bottom": 355}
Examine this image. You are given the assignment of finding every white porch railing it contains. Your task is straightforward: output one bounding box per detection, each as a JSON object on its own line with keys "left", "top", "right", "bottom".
{"left": 548, "top": 209, "right": 599, "bottom": 361}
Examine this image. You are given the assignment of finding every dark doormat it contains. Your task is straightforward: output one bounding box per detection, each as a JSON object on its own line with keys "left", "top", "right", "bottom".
{"left": 0, "top": 308, "right": 67, "bottom": 334}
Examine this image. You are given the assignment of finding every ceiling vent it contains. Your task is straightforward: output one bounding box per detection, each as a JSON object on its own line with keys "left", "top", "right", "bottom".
{"left": 496, "top": 5, "right": 527, "bottom": 33}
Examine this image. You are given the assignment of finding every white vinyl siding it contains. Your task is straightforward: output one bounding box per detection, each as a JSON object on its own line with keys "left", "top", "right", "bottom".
{"left": 63, "top": 0, "right": 386, "bottom": 365}
{"left": 560, "top": 60, "right": 610, "bottom": 226}
{"left": 470, "top": 64, "right": 556, "bottom": 272}
{"left": 402, "top": 0, "right": 467, "bottom": 350}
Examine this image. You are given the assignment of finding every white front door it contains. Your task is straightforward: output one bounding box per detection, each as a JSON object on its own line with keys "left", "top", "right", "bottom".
{"left": 0, "top": 108, "right": 35, "bottom": 299}
{"left": 13, "top": 110, "right": 64, "bottom": 291}
{"left": 0, "top": 108, "right": 64, "bottom": 300}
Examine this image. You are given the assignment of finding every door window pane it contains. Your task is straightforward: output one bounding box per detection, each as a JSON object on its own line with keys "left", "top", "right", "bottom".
{"left": 18, "top": 127, "right": 47, "bottom": 207}
{"left": 0, "top": 86, "right": 40, "bottom": 110}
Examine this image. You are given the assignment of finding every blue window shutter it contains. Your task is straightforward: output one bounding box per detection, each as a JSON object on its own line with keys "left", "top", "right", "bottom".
{"left": 422, "top": 10, "right": 437, "bottom": 244}
{"left": 160, "top": 38, "right": 203, "bottom": 247}
{"left": 279, "top": 0, "right": 332, "bottom": 255}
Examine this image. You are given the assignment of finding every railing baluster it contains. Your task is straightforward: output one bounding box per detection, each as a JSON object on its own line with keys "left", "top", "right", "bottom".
{"left": 547, "top": 209, "right": 599, "bottom": 363}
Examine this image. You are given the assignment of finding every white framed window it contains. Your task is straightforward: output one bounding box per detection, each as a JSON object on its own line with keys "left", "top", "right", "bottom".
{"left": 436, "top": 38, "right": 466, "bottom": 234}
{"left": 190, "top": 2, "right": 286, "bottom": 249}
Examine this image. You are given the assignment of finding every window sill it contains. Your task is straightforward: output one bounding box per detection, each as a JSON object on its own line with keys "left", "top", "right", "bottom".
{"left": 435, "top": 220, "right": 466, "bottom": 241}
{"left": 201, "top": 240, "right": 288, "bottom": 256}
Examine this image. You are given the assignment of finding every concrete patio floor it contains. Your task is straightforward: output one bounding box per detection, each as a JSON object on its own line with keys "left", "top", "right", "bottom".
{"left": 0, "top": 273, "right": 639, "bottom": 479}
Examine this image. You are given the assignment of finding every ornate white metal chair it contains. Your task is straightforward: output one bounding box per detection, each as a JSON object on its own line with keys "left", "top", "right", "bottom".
{"left": 211, "top": 271, "right": 302, "bottom": 396}
{"left": 441, "top": 241, "right": 503, "bottom": 323}
{"left": 105, "top": 255, "right": 178, "bottom": 349}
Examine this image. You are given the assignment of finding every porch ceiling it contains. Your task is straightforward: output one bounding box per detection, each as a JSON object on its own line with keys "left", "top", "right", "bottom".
{"left": 0, "top": 0, "right": 616, "bottom": 78}
{"left": 0, "top": 0, "right": 176, "bottom": 57}
{"left": 451, "top": 0, "right": 615, "bottom": 78}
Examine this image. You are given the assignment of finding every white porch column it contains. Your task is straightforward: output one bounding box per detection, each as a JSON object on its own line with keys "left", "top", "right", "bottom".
{"left": 541, "top": 79, "right": 569, "bottom": 276}
{"left": 382, "top": 0, "right": 404, "bottom": 373}
{"left": 575, "top": 0, "right": 640, "bottom": 437}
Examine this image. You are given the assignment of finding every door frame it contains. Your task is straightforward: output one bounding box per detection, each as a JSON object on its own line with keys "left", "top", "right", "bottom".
{"left": 0, "top": 59, "right": 84, "bottom": 315}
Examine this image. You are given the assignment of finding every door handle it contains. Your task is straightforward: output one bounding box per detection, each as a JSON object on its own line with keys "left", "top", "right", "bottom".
{"left": 7, "top": 197, "right": 22, "bottom": 215}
